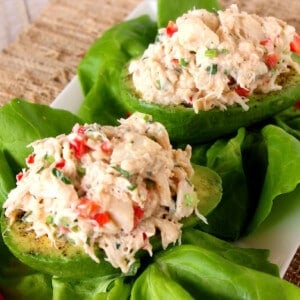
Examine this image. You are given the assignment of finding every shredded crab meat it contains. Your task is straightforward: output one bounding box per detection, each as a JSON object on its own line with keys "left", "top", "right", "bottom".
{"left": 129, "top": 4, "right": 300, "bottom": 113}
{"left": 3, "top": 113, "right": 204, "bottom": 273}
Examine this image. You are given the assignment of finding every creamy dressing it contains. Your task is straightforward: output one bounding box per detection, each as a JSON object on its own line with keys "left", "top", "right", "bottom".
{"left": 129, "top": 5, "right": 300, "bottom": 112}
{"left": 3, "top": 113, "right": 203, "bottom": 273}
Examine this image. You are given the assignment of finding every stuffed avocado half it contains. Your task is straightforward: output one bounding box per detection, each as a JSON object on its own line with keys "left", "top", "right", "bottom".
{"left": 78, "top": 3, "right": 300, "bottom": 144}
{"left": 1, "top": 112, "right": 221, "bottom": 279}
{"left": 122, "top": 5, "right": 300, "bottom": 143}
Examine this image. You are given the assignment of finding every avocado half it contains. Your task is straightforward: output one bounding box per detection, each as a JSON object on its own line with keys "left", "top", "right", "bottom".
{"left": 0, "top": 164, "right": 222, "bottom": 279}
{"left": 0, "top": 214, "right": 122, "bottom": 279}
{"left": 120, "top": 67, "right": 300, "bottom": 144}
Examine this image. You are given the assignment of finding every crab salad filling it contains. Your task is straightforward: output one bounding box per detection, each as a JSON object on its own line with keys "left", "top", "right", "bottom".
{"left": 3, "top": 113, "right": 204, "bottom": 273}
{"left": 129, "top": 4, "right": 300, "bottom": 112}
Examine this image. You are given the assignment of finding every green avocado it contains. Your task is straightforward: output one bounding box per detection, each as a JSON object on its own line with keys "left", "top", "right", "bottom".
{"left": 0, "top": 163, "right": 222, "bottom": 279}
{"left": 0, "top": 214, "right": 123, "bottom": 280}
{"left": 120, "top": 67, "right": 300, "bottom": 144}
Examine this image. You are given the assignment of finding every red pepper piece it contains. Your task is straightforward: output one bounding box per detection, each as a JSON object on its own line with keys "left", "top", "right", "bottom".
{"left": 55, "top": 159, "right": 66, "bottom": 169}
{"left": 69, "top": 138, "right": 90, "bottom": 159}
{"left": 16, "top": 171, "right": 23, "bottom": 181}
{"left": 133, "top": 205, "right": 144, "bottom": 228}
{"left": 77, "top": 198, "right": 100, "bottom": 217}
{"left": 290, "top": 34, "right": 300, "bottom": 54}
{"left": 235, "top": 86, "right": 250, "bottom": 97}
{"left": 93, "top": 212, "right": 110, "bottom": 226}
{"left": 26, "top": 153, "right": 35, "bottom": 165}
{"left": 265, "top": 53, "right": 279, "bottom": 68}
{"left": 260, "top": 38, "right": 272, "bottom": 47}
{"left": 166, "top": 21, "right": 178, "bottom": 37}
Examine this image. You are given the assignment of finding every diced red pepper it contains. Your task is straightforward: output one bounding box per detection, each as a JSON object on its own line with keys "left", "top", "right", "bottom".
{"left": 260, "top": 38, "right": 272, "bottom": 47}
{"left": 265, "top": 53, "right": 279, "bottom": 68}
{"left": 166, "top": 21, "right": 178, "bottom": 37}
{"left": 235, "top": 86, "right": 250, "bottom": 97}
{"left": 134, "top": 205, "right": 144, "bottom": 220}
{"left": 55, "top": 159, "right": 66, "bottom": 169}
{"left": 143, "top": 232, "right": 147, "bottom": 240}
{"left": 26, "top": 153, "right": 35, "bottom": 165}
{"left": 16, "top": 171, "right": 24, "bottom": 181}
{"left": 77, "top": 198, "right": 100, "bottom": 217}
{"left": 133, "top": 204, "right": 144, "bottom": 228}
{"left": 69, "top": 138, "right": 90, "bottom": 159}
{"left": 290, "top": 34, "right": 300, "bottom": 54}
{"left": 171, "top": 58, "right": 179, "bottom": 65}
{"left": 100, "top": 140, "right": 113, "bottom": 154}
{"left": 93, "top": 212, "right": 110, "bottom": 226}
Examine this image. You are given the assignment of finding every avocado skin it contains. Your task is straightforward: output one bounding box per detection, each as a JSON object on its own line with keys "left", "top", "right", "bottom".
{"left": 120, "top": 68, "right": 300, "bottom": 144}
{"left": 0, "top": 214, "right": 121, "bottom": 279}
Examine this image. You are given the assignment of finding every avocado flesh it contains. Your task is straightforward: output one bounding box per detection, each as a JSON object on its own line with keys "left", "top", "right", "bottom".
{"left": 120, "top": 67, "right": 300, "bottom": 144}
{"left": 1, "top": 214, "right": 121, "bottom": 279}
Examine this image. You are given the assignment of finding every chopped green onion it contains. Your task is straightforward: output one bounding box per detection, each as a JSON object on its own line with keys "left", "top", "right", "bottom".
{"left": 205, "top": 48, "right": 218, "bottom": 58}
{"left": 46, "top": 215, "right": 53, "bottom": 225}
{"left": 112, "top": 166, "right": 130, "bottom": 178}
{"left": 155, "top": 80, "right": 162, "bottom": 90}
{"left": 77, "top": 165, "right": 86, "bottom": 175}
{"left": 52, "top": 168, "right": 72, "bottom": 184}
{"left": 127, "top": 184, "right": 137, "bottom": 191}
{"left": 206, "top": 64, "right": 218, "bottom": 74}
{"left": 179, "top": 58, "right": 189, "bottom": 67}
{"left": 44, "top": 154, "right": 55, "bottom": 165}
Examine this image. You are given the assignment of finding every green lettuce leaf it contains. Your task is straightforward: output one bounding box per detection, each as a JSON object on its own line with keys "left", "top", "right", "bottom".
{"left": 0, "top": 99, "right": 82, "bottom": 170}
{"left": 246, "top": 125, "right": 300, "bottom": 232}
{"left": 181, "top": 228, "right": 279, "bottom": 276}
{"left": 157, "top": 0, "right": 221, "bottom": 28}
{"left": 52, "top": 276, "right": 131, "bottom": 300}
{"left": 195, "top": 128, "right": 250, "bottom": 240}
{"left": 78, "top": 15, "right": 157, "bottom": 97}
{"left": 152, "top": 245, "right": 300, "bottom": 300}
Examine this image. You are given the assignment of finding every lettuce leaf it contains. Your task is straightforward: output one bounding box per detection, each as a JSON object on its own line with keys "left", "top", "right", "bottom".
{"left": 246, "top": 125, "right": 300, "bottom": 232}
{"left": 157, "top": 0, "right": 221, "bottom": 28}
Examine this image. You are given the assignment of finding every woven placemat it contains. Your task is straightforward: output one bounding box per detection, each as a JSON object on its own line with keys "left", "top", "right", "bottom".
{"left": 0, "top": 0, "right": 299, "bottom": 287}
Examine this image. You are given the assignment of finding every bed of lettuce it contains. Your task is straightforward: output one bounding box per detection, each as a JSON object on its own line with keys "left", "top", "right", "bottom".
{"left": 0, "top": 0, "right": 300, "bottom": 299}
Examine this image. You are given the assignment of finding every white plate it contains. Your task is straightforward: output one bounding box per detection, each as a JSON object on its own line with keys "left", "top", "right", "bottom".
{"left": 51, "top": 0, "right": 300, "bottom": 277}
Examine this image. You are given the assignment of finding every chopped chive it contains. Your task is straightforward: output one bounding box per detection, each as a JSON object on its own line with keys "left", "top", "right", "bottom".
{"left": 44, "top": 154, "right": 55, "bottom": 165}
{"left": 112, "top": 166, "right": 130, "bottom": 178}
{"left": 52, "top": 168, "right": 72, "bottom": 184}
{"left": 155, "top": 80, "right": 162, "bottom": 90}
{"left": 77, "top": 165, "right": 86, "bottom": 175}
{"left": 179, "top": 58, "right": 189, "bottom": 67}
{"left": 206, "top": 64, "right": 218, "bottom": 75}
{"left": 127, "top": 184, "right": 137, "bottom": 191}
{"left": 46, "top": 215, "right": 54, "bottom": 224}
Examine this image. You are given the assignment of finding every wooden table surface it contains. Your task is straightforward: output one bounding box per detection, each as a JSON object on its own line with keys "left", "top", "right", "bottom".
{"left": 0, "top": 0, "right": 49, "bottom": 50}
